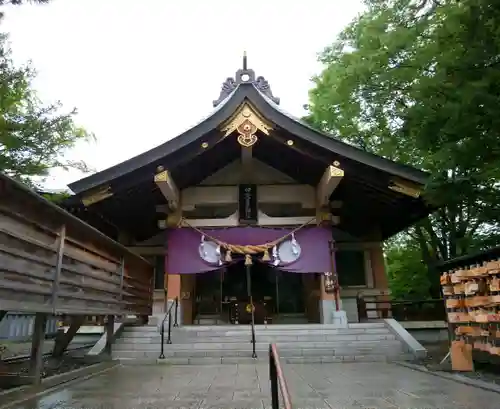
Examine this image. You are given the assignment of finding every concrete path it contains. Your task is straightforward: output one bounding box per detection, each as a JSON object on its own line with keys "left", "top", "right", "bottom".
{"left": 7, "top": 362, "right": 499, "bottom": 409}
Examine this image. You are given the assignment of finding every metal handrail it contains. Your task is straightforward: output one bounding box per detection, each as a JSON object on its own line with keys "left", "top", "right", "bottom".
{"left": 250, "top": 311, "right": 257, "bottom": 358}
{"left": 269, "top": 344, "right": 292, "bottom": 409}
{"left": 159, "top": 296, "right": 179, "bottom": 359}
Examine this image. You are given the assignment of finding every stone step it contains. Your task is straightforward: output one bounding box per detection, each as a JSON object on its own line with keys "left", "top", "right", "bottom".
{"left": 122, "top": 326, "right": 159, "bottom": 333}
{"left": 116, "top": 332, "right": 397, "bottom": 344}
{"left": 112, "top": 345, "right": 404, "bottom": 360}
{"left": 118, "top": 353, "right": 414, "bottom": 365}
{"left": 172, "top": 328, "right": 391, "bottom": 338}
{"left": 113, "top": 338, "right": 402, "bottom": 351}
{"left": 177, "top": 322, "right": 387, "bottom": 331}
{"left": 168, "top": 327, "right": 391, "bottom": 336}
{"left": 118, "top": 330, "right": 394, "bottom": 341}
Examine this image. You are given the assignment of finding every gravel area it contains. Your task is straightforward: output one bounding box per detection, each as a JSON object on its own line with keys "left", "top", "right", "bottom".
{"left": 0, "top": 347, "right": 98, "bottom": 390}
{"left": 421, "top": 341, "right": 500, "bottom": 386}
{"left": 0, "top": 335, "right": 100, "bottom": 390}
{"left": 1, "top": 335, "right": 100, "bottom": 359}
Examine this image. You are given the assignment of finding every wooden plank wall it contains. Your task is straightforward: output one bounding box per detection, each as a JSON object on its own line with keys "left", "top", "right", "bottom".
{"left": 0, "top": 174, "right": 153, "bottom": 316}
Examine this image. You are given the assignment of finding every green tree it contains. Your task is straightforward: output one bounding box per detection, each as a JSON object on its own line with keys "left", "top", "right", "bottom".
{"left": 306, "top": 0, "right": 500, "bottom": 297}
{"left": 0, "top": 34, "right": 93, "bottom": 185}
{"left": 385, "top": 235, "right": 431, "bottom": 300}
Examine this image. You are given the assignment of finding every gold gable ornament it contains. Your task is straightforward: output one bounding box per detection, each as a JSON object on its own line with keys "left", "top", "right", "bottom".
{"left": 220, "top": 102, "right": 273, "bottom": 148}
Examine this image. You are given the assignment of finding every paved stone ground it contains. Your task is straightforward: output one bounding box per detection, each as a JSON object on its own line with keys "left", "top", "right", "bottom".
{"left": 8, "top": 362, "right": 500, "bottom": 409}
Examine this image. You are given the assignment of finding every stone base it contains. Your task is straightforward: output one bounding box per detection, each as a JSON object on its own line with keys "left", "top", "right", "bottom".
{"left": 331, "top": 310, "right": 348, "bottom": 328}
{"left": 320, "top": 299, "right": 343, "bottom": 324}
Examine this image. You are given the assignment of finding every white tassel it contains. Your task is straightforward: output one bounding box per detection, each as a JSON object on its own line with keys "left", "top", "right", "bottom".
{"left": 273, "top": 246, "right": 280, "bottom": 266}
{"left": 291, "top": 233, "right": 299, "bottom": 255}
{"left": 200, "top": 235, "right": 207, "bottom": 257}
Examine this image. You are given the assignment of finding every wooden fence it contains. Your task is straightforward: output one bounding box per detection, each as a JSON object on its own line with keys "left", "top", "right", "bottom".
{"left": 0, "top": 173, "right": 154, "bottom": 316}
{"left": 357, "top": 296, "right": 446, "bottom": 322}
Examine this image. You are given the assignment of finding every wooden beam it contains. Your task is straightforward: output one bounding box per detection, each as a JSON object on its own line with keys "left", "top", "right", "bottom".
{"left": 81, "top": 185, "right": 113, "bottom": 206}
{"left": 154, "top": 169, "right": 179, "bottom": 211}
{"left": 388, "top": 178, "right": 422, "bottom": 198}
{"left": 156, "top": 204, "right": 169, "bottom": 213}
{"left": 29, "top": 312, "right": 47, "bottom": 385}
{"left": 128, "top": 246, "right": 166, "bottom": 256}
{"left": 52, "top": 315, "right": 84, "bottom": 357}
{"left": 104, "top": 315, "right": 115, "bottom": 355}
{"left": 317, "top": 164, "right": 344, "bottom": 207}
{"left": 241, "top": 146, "right": 253, "bottom": 182}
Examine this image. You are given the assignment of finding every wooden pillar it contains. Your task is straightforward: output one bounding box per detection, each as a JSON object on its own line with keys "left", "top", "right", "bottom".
{"left": 29, "top": 313, "right": 48, "bottom": 385}
{"left": 52, "top": 315, "right": 84, "bottom": 357}
{"left": 181, "top": 275, "right": 195, "bottom": 324}
{"left": 104, "top": 315, "right": 115, "bottom": 355}
{"left": 370, "top": 244, "right": 389, "bottom": 289}
{"left": 370, "top": 244, "right": 391, "bottom": 318}
{"left": 166, "top": 273, "right": 181, "bottom": 324}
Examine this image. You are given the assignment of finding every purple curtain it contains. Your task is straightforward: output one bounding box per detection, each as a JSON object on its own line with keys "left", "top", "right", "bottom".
{"left": 166, "top": 226, "right": 332, "bottom": 274}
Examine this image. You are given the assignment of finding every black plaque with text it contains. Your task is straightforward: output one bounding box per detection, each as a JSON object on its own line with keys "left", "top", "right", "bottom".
{"left": 238, "top": 184, "right": 258, "bottom": 224}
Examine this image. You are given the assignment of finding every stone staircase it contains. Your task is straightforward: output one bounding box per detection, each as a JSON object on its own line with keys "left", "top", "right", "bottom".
{"left": 111, "top": 320, "right": 425, "bottom": 364}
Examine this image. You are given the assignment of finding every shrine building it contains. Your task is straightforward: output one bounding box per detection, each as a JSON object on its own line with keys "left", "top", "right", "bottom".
{"left": 64, "top": 56, "right": 433, "bottom": 326}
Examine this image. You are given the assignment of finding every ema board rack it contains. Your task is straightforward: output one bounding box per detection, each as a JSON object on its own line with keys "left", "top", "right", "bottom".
{"left": 441, "top": 260, "right": 500, "bottom": 371}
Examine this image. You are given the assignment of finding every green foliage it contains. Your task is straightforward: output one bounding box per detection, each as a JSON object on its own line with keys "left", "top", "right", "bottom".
{"left": 0, "top": 34, "right": 93, "bottom": 186}
{"left": 385, "top": 236, "right": 431, "bottom": 300}
{"left": 307, "top": 0, "right": 500, "bottom": 297}
{"left": 40, "top": 191, "right": 71, "bottom": 204}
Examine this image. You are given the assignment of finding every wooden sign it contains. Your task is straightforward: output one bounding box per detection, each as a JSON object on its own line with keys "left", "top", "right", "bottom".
{"left": 238, "top": 184, "right": 258, "bottom": 224}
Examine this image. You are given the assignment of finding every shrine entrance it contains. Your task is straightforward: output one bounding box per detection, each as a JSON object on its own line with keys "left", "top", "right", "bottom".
{"left": 193, "top": 261, "right": 305, "bottom": 325}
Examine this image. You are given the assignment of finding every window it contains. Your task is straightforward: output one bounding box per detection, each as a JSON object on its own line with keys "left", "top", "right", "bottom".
{"left": 336, "top": 250, "right": 366, "bottom": 287}
{"left": 154, "top": 256, "right": 165, "bottom": 290}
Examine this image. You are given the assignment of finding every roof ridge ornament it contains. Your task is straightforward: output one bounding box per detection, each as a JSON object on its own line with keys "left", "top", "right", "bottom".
{"left": 212, "top": 52, "right": 280, "bottom": 107}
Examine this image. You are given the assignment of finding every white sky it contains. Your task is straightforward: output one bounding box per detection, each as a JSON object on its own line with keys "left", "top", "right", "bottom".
{"left": 2, "top": 0, "right": 364, "bottom": 190}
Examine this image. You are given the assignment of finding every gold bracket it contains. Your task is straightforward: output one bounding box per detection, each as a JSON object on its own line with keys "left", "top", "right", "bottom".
{"left": 220, "top": 102, "right": 273, "bottom": 148}
{"left": 81, "top": 185, "right": 113, "bottom": 206}
{"left": 388, "top": 179, "right": 422, "bottom": 198}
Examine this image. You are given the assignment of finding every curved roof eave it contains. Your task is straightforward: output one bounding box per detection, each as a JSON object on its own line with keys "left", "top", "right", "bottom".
{"left": 68, "top": 86, "right": 243, "bottom": 194}
{"left": 248, "top": 84, "right": 430, "bottom": 184}
{"left": 70, "top": 82, "right": 429, "bottom": 194}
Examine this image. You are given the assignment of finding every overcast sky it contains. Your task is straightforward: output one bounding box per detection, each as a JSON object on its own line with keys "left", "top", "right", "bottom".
{"left": 2, "top": 0, "right": 364, "bottom": 190}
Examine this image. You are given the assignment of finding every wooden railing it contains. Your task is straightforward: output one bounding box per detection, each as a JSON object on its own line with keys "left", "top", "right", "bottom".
{"left": 0, "top": 174, "right": 153, "bottom": 316}
{"left": 357, "top": 296, "right": 446, "bottom": 322}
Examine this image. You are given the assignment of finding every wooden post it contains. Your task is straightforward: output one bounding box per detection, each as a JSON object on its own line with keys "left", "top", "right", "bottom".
{"left": 52, "top": 315, "right": 84, "bottom": 357}
{"left": 29, "top": 313, "right": 48, "bottom": 385}
{"left": 104, "top": 315, "right": 115, "bottom": 355}
{"left": 52, "top": 225, "right": 66, "bottom": 312}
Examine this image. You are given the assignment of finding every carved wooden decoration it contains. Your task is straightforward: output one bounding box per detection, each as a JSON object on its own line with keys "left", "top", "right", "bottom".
{"left": 220, "top": 103, "right": 272, "bottom": 148}
{"left": 213, "top": 53, "right": 280, "bottom": 107}
{"left": 81, "top": 185, "right": 113, "bottom": 206}
{"left": 154, "top": 169, "right": 179, "bottom": 210}
{"left": 388, "top": 179, "right": 422, "bottom": 198}
{"left": 317, "top": 164, "right": 345, "bottom": 207}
